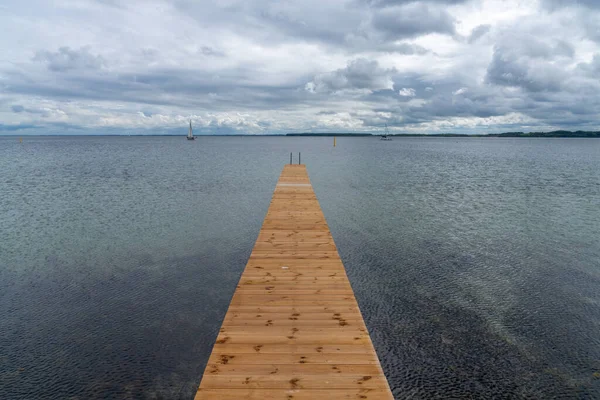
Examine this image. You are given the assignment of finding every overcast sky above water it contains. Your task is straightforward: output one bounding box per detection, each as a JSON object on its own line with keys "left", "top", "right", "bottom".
{"left": 1, "top": 0, "right": 600, "bottom": 135}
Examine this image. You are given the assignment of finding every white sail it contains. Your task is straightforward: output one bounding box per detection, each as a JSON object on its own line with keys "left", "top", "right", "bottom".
{"left": 188, "top": 120, "right": 193, "bottom": 138}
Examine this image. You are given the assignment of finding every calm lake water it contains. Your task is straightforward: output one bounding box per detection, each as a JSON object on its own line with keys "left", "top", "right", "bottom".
{"left": 1, "top": 136, "right": 599, "bottom": 399}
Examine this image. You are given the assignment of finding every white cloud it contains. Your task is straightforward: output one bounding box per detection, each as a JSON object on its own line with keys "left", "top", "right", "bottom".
{"left": 399, "top": 88, "right": 416, "bottom": 97}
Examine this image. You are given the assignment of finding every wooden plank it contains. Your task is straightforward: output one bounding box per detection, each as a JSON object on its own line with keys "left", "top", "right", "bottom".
{"left": 209, "top": 344, "right": 374, "bottom": 354}
{"left": 196, "top": 389, "right": 393, "bottom": 400}
{"left": 195, "top": 164, "right": 393, "bottom": 399}
{"left": 200, "top": 375, "right": 389, "bottom": 389}
{"left": 203, "top": 364, "right": 381, "bottom": 375}
{"left": 225, "top": 306, "right": 361, "bottom": 313}
{"left": 211, "top": 335, "right": 372, "bottom": 346}
{"left": 221, "top": 320, "right": 366, "bottom": 328}
{"left": 233, "top": 290, "right": 356, "bottom": 296}
{"left": 207, "top": 353, "right": 380, "bottom": 366}
{"left": 224, "top": 312, "right": 362, "bottom": 320}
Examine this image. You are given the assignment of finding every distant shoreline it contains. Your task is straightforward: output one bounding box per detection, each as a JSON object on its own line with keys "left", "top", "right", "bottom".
{"left": 286, "top": 131, "right": 600, "bottom": 138}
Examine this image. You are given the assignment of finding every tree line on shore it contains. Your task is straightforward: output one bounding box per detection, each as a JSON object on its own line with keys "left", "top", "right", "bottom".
{"left": 286, "top": 131, "right": 600, "bottom": 137}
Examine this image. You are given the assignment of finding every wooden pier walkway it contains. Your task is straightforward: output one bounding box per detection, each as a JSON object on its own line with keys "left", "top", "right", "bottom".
{"left": 195, "top": 164, "right": 393, "bottom": 400}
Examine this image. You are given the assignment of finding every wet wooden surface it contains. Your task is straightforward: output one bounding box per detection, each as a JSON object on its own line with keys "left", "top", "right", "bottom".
{"left": 195, "top": 164, "right": 393, "bottom": 400}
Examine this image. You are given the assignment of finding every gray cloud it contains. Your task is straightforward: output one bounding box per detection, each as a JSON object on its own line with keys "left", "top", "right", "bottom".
{"left": 371, "top": 3, "right": 456, "bottom": 39}
{"left": 485, "top": 47, "right": 564, "bottom": 92}
{"left": 541, "top": 0, "right": 600, "bottom": 10}
{"left": 9, "top": 104, "right": 49, "bottom": 115}
{"left": 33, "top": 46, "right": 106, "bottom": 72}
{"left": 513, "top": 38, "right": 574, "bottom": 60}
{"left": 579, "top": 12, "right": 600, "bottom": 43}
{"left": 375, "top": 42, "right": 431, "bottom": 54}
{"left": 468, "top": 24, "right": 491, "bottom": 43}
{"left": 305, "top": 58, "right": 395, "bottom": 93}
{"left": 200, "top": 46, "right": 226, "bottom": 57}
{"left": 0, "top": 123, "right": 38, "bottom": 131}
{"left": 483, "top": 28, "right": 578, "bottom": 93}
{"left": 366, "top": 0, "right": 469, "bottom": 7}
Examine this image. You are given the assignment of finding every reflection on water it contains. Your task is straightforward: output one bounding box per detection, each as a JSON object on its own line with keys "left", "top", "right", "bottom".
{"left": 1, "top": 136, "right": 599, "bottom": 398}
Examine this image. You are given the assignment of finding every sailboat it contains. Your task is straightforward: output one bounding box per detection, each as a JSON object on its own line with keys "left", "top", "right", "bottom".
{"left": 380, "top": 124, "right": 392, "bottom": 140}
{"left": 187, "top": 120, "right": 195, "bottom": 140}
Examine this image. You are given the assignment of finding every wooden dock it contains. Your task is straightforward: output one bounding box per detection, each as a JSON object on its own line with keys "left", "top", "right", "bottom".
{"left": 195, "top": 164, "right": 393, "bottom": 400}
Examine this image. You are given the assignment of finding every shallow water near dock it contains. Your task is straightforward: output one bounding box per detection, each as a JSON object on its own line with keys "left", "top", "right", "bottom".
{"left": 1, "top": 136, "right": 599, "bottom": 399}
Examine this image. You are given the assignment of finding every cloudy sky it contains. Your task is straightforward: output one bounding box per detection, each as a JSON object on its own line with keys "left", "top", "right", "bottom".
{"left": 1, "top": 0, "right": 600, "bottom": 135}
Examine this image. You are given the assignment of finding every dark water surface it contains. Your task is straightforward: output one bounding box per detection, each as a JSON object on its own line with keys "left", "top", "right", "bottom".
{"left": 1, "top": 136, "right": 599, "bottom": 399}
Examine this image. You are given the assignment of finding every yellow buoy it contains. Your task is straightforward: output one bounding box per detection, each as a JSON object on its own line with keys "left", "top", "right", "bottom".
{"left": 19, "top": 137, "right": 22, "bottom": 143}
{"left": 333, "top": 136, "right": 336, "bottom": 147}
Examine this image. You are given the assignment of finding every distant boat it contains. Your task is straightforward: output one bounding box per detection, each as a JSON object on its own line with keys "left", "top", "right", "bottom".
{"left": 381, "top": 124, "right": 392, "bottom": 140}
{"left": 187, "top": 120, "right": 195, "bottom": 140}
